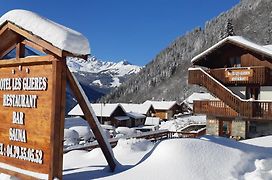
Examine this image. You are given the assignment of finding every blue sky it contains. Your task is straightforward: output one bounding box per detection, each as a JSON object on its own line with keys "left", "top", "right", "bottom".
{"left": 1, "top": 0, "right": 239, "bottom": 66}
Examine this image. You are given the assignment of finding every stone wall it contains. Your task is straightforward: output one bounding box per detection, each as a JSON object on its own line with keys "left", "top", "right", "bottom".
{"left": 231, "top": 120, "right": 246, "bottom": 139}
{"left": 206, "top": 116, "right": 219, "bottom": 136}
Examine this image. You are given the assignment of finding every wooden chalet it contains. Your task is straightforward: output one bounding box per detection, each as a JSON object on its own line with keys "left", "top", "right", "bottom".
{"left": 188, "top": 36, "right": 272, "bottom": 139}
{"left": 68, "top": 103, "right": 132, "bottom": 127}
{"left": 143, "top": 100, "right": 181, "bottom": 120}
{"left": 121, "top": 103, "right": 156, "bottom": 127}
{"left": 126, "top": 112, "right": 146, "bottom": 127}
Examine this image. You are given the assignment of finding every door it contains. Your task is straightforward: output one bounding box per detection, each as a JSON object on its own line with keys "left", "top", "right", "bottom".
{"left": 219, "top": 120, "right": 232, "bottom": 137}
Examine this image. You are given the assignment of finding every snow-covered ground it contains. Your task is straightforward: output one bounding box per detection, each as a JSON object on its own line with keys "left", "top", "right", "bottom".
{"left": 2, "top": 115, "right": 272, "bottom": 180}
{"left": 1, "top": 131, "right": 272, "bottom": 180}
{"left": 61, "top": 135, "right": 272, "bottom": 180}
{"left": 62, "top": 116, "right": 272, "bottom": 180}
{"left": 160, "top": 115, "right": 206, "bottom": 132}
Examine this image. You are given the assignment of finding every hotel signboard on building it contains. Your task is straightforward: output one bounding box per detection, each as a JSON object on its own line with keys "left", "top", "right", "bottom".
{"left": 225, "top": 68, "right": 253, "bottom": 82}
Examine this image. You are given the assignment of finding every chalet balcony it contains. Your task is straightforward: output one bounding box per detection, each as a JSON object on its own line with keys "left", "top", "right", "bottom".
{"left": 208, "top": 66, "right": 272, "bottom": 85}
{"left": 188, "top": 67, "right": 272, "bottom": 120}
{"left": 193, "top": 100, "right": 238, "bottom": 117}
{"left": 194, "top": 100, "right": 272, "bottom": 120}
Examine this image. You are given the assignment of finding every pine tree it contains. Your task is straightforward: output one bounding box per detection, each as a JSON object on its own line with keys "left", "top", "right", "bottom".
{"left": 220, "top": 19, "right": 235, "bottom": 39}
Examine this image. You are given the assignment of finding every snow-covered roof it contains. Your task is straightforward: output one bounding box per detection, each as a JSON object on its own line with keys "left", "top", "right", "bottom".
{"left": 145, "top": 117, "right": 160, "bottom": 126}
{"left": 191, "top": 36, "right": 272, "bottom": 64}
{"left": 68, "top": 103, "right": 123, "bottom": 117}
{"left": 0, "top": 9, "right": 90, "bottom": 55}
{"left": 126, "top": 112, "right": 146, "bottom": 119}
{"left": 114, "top": 116, "right": 130, "bottom": 121}
{"left": 65, "top": 116, "right": 89, "bottom": 129}
{"left": 143, "top": 100, "right": 177, "bottom": 110}
{"left": 121, "top": 103, "right": 154, "bottom": 115}
{"left": 184, "top": 92, "right": 217, "bottom": 104}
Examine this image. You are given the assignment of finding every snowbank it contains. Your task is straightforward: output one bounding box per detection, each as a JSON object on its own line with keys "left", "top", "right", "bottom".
{"left": 0, "top": 9, "right": 90, "bottom": 55}
{"left": 160, "top": 115, "right": 206, "bottom": 132}
{"left": 64, "top": 129, "right": 79, "bottom": 146}
{"left": 241, "top": 135, "right": 272, "bottom": 148}
{"left": 102, "top": 136, "right": 271, "bottom": 180}
{"left": 115, "top": 127, "right": 138, "bottom": 137}
{"left": 114, "top": 138, "right": 153, "bottom": 153}
{"left": 69, "top": 126, "right": 94, "bottom": 141}
{"left": 5, "top": 134, "right": 272, "bottom": 179}
{"left": 63, "top": 138, "right": 154, "bottom": 174}
{"left": 244, "top": 158, "right": 272, "bottom": 180}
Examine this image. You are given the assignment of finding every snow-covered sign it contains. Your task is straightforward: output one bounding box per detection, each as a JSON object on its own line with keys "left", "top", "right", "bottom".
{"left": 0, "top": 9, "right": 116, "bottom": 180}
{"left": 0, "top": 9, "right": 90, "bottom": 56}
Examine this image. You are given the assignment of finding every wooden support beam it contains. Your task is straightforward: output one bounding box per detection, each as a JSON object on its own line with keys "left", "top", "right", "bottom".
{"left": 7, "top": 22, "right": 63, "bottom": 58}
{"left": 66, "top": 66, "right": 116, "bottom": 171}
{"left": 16, "top": 42, "right": 25, "bottom": 59}
{"left": 22, "top": 39, "right": 48, "bottom": 54}
{"left": 0, "top": 23, "right": 9, "bottom": 36}
{"left": 0, "top": 44, "right": 16, "bottom": 59}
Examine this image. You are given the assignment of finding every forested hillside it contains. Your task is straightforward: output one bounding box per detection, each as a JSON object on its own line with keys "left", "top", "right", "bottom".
{"left": 101, "top": 0, "right": 272, "bottom": 103}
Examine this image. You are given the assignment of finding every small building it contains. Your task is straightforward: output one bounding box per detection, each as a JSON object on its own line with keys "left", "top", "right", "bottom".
{"left": 68, "top": 103, "right": 131, "bottom": 127}
{"left": 182, "top": 92, "right": 216, "bottom": 113}
{"left": 143, "top": 100, "right": 181, "bottom": 120}
{"left": 188, "top": 36, "right": 272, "bottom": 139}
{"left": 133, "top": 117, "right": 160, "bottom": 132}
{"left": 126, "top": 112, "right": 146, "bottom": 127}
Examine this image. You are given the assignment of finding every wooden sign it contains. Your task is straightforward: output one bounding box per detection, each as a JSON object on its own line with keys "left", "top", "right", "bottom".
{"left": 225, "top": 68, "right": 253, "bottom": 82}
{"left": 0, "top": 20, "right": 116, "bottom": 180}
{"left": 0, "top": 56, "right": 66, "bottom": 179}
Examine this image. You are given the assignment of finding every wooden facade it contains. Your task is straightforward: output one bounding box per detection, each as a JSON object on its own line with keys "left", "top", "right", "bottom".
{"left": 154, "top": 104, "right": 181, "bottom": 120}
{"left": 189, "top": 36, "right": 272, "bottom": 139}
{"left": 102, "top": 106, "right": 129, "bottom": 127}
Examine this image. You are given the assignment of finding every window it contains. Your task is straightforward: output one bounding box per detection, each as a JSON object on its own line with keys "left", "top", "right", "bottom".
{"left": 249, "top": 125, "right": 257, "bottom": 133}
{"left": 230, "top": 57, "right": 241, "bottom": 67}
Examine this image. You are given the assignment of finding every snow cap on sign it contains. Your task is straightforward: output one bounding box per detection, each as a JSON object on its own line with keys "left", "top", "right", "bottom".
{"left": 0, "top": 9, "right": 90, "bottom": 56}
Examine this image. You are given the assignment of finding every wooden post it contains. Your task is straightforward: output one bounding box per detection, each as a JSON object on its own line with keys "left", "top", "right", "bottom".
{"left": 66, "top": 66, "right": 116, "bottom": 171}
{"left": 49, "top": 58, "right": 66, "bottom": 180}
{"left": 16, "top": 37, "right": 25, "bottom": 59}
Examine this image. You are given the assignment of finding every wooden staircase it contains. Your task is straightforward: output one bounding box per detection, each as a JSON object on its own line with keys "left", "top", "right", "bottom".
{"left": 188, "top": 68, "right": 272, "bottom": 119}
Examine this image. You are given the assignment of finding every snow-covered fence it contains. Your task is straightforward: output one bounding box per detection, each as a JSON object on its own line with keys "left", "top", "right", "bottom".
{"left": 64, "top": 129, "right": 207, "bottom": 153}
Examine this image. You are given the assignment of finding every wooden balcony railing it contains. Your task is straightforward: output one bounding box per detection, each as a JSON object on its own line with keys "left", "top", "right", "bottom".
{"left": 188, "top": 68, "right": 242, "bottom": 113}
{"left": 208, "top": 66, "right": 272, "bottom": 85}
{"left": 188, "top": 68, "right": 272, "bottom": 119}
{"left": 193, "top": 100, "right": 238, "bottom": 117}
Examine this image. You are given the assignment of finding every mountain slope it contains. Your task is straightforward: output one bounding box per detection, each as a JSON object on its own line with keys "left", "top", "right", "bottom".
{"left": 66, "top": 56, "right": 141, "bottom": 113}
{"left": 100, "top": 0, "right": 272, "bottom": 103}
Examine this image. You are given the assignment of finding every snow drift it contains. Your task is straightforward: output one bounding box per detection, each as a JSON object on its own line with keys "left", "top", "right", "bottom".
{"left": 101, "top": 136, "right": 272, "bottom": 180}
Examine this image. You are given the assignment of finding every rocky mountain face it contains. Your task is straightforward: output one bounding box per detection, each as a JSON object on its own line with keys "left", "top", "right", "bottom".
{"left": 66, "top": 56, "right": 141, "bottom": 112}
{"left": 100, "top": 0, "right": 272, "bottom": 103}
